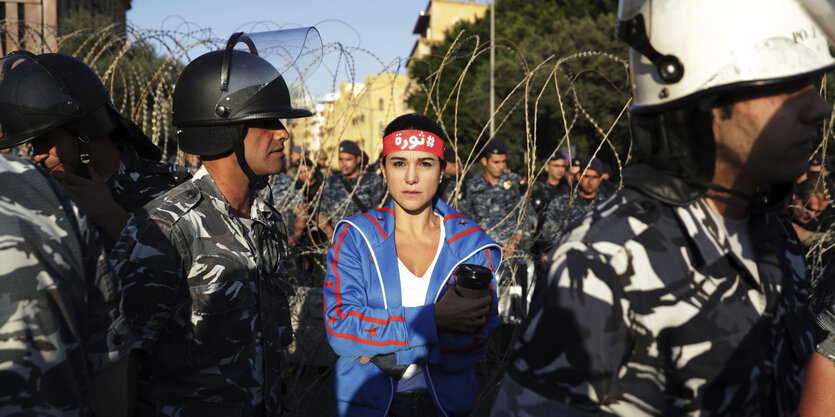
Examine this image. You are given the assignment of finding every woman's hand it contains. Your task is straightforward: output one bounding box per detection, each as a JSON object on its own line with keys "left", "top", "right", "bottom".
{"left": 434, "top": 289, "right": 491, "bottom": 333}
{"left": 352, "top": 356, "right": 372, "bottom": 364}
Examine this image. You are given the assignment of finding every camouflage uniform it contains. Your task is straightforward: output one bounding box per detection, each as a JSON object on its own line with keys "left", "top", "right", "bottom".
{"left": 266, "top": 172, "right": 298, "bottom": 234}
{"left": 320, "top": 171, "right": 384, "bottom": 227}
{"left": 111, "top": 166, "right": 294, "bottom": 416}
{"left": 492, "top": 187, "right": 817, "bottom": 416}
{"left": 438, "top": 174, "right": 468, "bottom": 209}
{"left": 813, "top": 262, "right": 835, "bottom": 369}
{"left": 0, "top": 154, "right": 131, "bottom": 415}
{"left": 461, "top": 172, "right": 533, "bottom": 244}
{"left": 101, "top": 143, "right": 191, "bottom": 247}
{"left": 529, "top": 178, "right": 569, "bottom": 206}
{"left": 538, "top": 190, "right": 611, "bottom": 244}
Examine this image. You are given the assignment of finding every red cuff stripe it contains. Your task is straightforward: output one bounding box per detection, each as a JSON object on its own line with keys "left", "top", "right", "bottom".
{"left": 347, "top": 311, "right": 406, "bottom": 325}
{"left": 448, "top": 226, "right": 484, "bottom": 244}
{"left": 326, "top": 326, "right": 408, "bottom": 346}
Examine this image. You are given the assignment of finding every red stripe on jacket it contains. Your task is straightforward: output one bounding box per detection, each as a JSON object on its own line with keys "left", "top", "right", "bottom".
{"left": 326, "top": 222, "right": 406, "bottom": 331}
{"left": 443, "top": 213, "right": 466, "bottom": 223}
{"left": 326, "top": 326, "right": 409, "bottom": 346}
{"left": 363, "top": 213, "right": 388, "bottom": 240}
{"left": 447, "top": 226, "right": 484, "bottom": 244}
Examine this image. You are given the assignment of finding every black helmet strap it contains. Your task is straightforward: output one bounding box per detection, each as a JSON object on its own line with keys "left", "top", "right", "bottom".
{"left": 77, "top": 135, "right": 91, "bottom": 165}
{"left": 232, "top": 126, "right": 269, "bottom": 190}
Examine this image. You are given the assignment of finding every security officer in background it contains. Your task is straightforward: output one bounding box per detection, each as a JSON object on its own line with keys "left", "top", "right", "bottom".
{"left": 538, "top": 157, "right": 611, "bottom": 246}
{"left": 461, "top": 137, "right": 533, "bottom": 258}
{"left": 0, "top": 52, "right": 190, "bottom": 247}
{"left": 529, "top": 153, "right": 570, "bottom": 217}
{"left": 110, "top": 28, "right": 321, "bottom": 416}
{"left": 319, "top": 139, "right": 384, "bottom": 239}
{"left": 493, "top": 0, "right": 833, "bottom": 415}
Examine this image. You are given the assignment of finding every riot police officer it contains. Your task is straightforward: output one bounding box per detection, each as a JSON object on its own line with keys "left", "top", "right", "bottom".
{"left": 0, "top": 52, "right": 189, "bottom": 246}
{"left": 110, "top": 28, "right": 321, "bottom": 416}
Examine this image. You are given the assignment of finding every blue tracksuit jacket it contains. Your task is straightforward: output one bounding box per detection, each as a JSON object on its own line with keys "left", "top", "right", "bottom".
{"left": 324, "top": 198, "right": 502, "bottom": 416}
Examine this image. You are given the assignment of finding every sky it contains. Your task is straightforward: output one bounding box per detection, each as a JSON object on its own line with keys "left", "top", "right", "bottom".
{"left": 127, "top": 0, "right": 434, "bottom": 96}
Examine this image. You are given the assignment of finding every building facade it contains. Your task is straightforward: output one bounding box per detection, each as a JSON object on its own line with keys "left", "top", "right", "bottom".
{"left": 0, "top": 0, "right": 131, "bottom": 54}
{"left": 288, "top": 72, "right": 412, "bottom": 171}
{"left": 410, "top": 0, "right": 489, "bottom": 61}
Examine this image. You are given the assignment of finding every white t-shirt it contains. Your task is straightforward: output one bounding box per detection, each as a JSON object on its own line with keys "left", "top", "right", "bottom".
{"left": 396, "top": 213, "right": 445, "bottom": 392}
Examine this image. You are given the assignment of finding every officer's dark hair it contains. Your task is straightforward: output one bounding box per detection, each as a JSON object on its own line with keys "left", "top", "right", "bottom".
{"left": 381, "top": 113, "right": 447, "bottom": 169}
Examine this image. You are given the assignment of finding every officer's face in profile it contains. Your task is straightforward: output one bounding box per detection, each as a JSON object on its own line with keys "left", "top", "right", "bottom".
{"left": 712, "top": 78, "right": 830, "bottom": 191}
{"left": 481, "top": 153, "right": 506, "bottom": 180}
{"left": 339, "top": 152, "right": 361, "bottom": 177}
{"left": 382, "top": 150, "right": 442, "bottom": 213}
{"left": 32, "top": 128, "right": 85, "bottom": 176}
{"left": 242, "top": 120, "right": 288, "bottom": 176}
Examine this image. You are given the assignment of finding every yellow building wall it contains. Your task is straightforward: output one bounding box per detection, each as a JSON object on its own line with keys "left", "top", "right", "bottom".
{"left": 288, "top": 72, "right": 413, "bottom": 171}
{"left": 411, "top": 0, "right": 489, "bottom": 61}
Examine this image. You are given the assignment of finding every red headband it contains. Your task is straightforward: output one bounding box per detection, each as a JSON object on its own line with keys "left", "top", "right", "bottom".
{"left": 382, "top": 130, "right": 445, "bottom": 159}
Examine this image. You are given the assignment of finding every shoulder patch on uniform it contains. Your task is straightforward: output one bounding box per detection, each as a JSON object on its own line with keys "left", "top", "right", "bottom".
{"left": 143, "top": 182, "right": 202, "bottom": 224}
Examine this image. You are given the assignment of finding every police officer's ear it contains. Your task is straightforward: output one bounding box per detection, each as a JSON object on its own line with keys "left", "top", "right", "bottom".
{"left": 480, "top": 155, "right": 488, "bottom": 167}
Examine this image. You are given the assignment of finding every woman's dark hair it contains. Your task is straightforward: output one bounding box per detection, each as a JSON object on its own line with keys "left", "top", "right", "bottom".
{"left": 382, "top": 113, "right": 447, "bottom": 169}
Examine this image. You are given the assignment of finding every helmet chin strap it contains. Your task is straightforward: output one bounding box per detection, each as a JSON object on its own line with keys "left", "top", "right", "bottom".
{"left": 77, "top": 135, "right": 91, "bottom": 165}
{"left": 232, "top": 128, "right": 269, "bottom": 190}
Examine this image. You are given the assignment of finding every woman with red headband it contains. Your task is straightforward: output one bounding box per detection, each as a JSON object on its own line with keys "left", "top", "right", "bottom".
{"left": 323, "top": 114, "right": 501, "bottom": 417}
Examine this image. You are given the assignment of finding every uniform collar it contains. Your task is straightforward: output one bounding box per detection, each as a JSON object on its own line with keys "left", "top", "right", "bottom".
{"left": 192, "top": 166, "right": 275, "bottom": 224}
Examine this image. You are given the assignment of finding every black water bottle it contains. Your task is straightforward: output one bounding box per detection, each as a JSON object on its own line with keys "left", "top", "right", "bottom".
{"left": 454, "top": 264, "right": 492, "bottom": 299}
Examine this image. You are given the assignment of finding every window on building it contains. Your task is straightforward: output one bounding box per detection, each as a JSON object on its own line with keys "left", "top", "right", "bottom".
{"left": 378, "top": 98, "right": 384, "bottom": 111}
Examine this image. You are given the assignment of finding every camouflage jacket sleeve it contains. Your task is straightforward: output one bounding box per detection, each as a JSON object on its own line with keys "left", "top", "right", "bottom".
{"left": 111, "top": 211, "right": 187, "bottom": 353}
{"left": 58, "top": 176, "right": 133, "bottom": 372}
{"left": 538, "top": 196, "right": 565, "bottom": 243}
{"left": 508, "top": 239, "right": 634, "bottom": 413}
{"left": 815, "top": 263, "right": 835, "bottom": 361}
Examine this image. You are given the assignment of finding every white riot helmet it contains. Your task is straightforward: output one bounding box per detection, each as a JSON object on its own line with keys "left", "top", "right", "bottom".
{"left": 619, "top": 0, "right": 835, "bottom": 113}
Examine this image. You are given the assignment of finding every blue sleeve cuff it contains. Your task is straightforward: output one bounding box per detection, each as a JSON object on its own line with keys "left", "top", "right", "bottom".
{"left": 404, "top": 304, "right": 438, "bottom": 347}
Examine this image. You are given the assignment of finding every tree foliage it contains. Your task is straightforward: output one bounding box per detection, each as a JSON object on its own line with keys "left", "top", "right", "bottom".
{"left": 408, "top": 0, "right": 629, "bottom": 179}
{"left": 57, "top": 9, "right": 185, "bottom": 159}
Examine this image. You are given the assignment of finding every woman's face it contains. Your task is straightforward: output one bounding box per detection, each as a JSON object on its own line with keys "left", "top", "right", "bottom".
{"left": 382, "top": 150, "right": 442, "bottom": 213}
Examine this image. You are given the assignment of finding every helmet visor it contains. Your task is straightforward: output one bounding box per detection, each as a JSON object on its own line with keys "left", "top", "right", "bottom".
{"left": 218, "top": 27, "right": 322, "bottom": 111}
{"left": 0, "top": 53, "right": 85, "bottom": 148}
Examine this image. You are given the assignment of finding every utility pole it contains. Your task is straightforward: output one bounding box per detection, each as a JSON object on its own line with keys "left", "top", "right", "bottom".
{"left": 490, "top": 0, "right": 496, "bottom": 138}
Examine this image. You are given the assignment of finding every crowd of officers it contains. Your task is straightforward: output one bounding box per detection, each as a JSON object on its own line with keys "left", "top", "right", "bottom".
{"left": 7, "top": 0, "right": 835, "bottom": 415}
{"left": 0, "top": 48, "right": 609, "bottom": 417}
{"left": 263, "top": 135, "right": 619, "bottom": 280}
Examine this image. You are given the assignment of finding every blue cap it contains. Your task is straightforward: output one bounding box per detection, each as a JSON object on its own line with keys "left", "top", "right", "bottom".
{"left": 580, "top": 157, "right": 603, "bottom": 174}
{"left": 338, "top": 140, "right": 361, "bottom": 156}
{"left": 444, "top": 148, "right": 466, "bottom": 163}
{"left": 482, "top": 137, "right": 507, "bottom": 156}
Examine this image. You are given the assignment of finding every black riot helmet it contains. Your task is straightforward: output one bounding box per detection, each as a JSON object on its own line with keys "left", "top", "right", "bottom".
{"left": 0, "top": 51, "right": 161, "bottom": 160}
{"left": 172, "top": 27, "right": 321, "bottom": 189}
